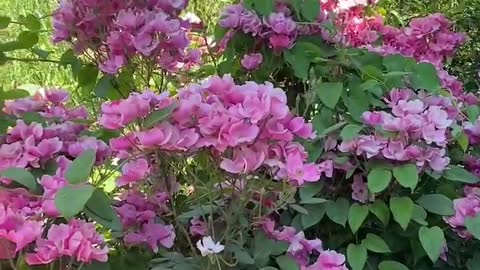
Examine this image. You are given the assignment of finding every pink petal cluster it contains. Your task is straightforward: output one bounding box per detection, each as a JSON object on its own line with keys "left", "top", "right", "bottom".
{"left": 26, "top": 219, "right": 108, "bottom": 265}
{"left": 116, "top": 189, "right": 174, "bottom": 252}
{"left": 101, "top": 75, "right": 325, "bottom": 185}
{"left": 262, "top": 218, "right": 347, "bottom": 269}
{"left": 189, "top": 217, "right": 208, "bottom": 237}
{"left": 445, "top": 186, "right": 480, "bottom": 238}
{"left": 116, "top": 158, "right": 150, "bottom": 187}
{"left": 241, "top": 53, "right": 263, "bottom": 70}
{"left": 53, "top": 0, "right": 199, "bottom": 74}
{"left": 339, "top": 89, "right": 453, "bottom": 171}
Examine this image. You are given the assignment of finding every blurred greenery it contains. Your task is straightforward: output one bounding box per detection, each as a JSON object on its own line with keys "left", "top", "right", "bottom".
{"left": 379, "top": 0, "right": 480, "bottom": 91}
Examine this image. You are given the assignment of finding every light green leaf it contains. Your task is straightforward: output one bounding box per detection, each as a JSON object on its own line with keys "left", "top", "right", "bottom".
{"left": 276, "top": 255, "right": 300, "bottom": 270}
{"left": 348, "top": 203, "right": 369, "bottom": 234}
{"left": 465, "top": 215, "right": 480, "bottom": 240}
{"left": 416, "top": 194, "right": 454, "bottom": 216}
{"left": 362, "top": 233, "right": 391, "bottom": 253}
{"left": 419, "top": 226, "right": 446, "bottom": 263}
{"left": 315, "top": 82, "right": 343, "bottom": 109}
{"left": 392, "top": 164, "right": 418, "bottom": 191}
{"left": 378, "top": 261, "right": 409, "bottom": 270}
{"left": 367, "top": 168, "right": 392, "bottom": 193}
{"left": 55, "top": 185, "right": 95, "bottom": 219}
{"left": 458, "top": 132, "right": 469, "bottom": 152}
{"left": 65, "top": 149, "right": 96, "bottom": 184}
{"left": 326, "top": 198, "right": 350, "bottom": 226}
{"left": 143, "top": 104, "right": 177, "bottom": 129}
{"left": 444, "top": 165, "right": 480, "bottom": 184}
{"left": 17, "top": 31, "right": 38, "bottom": 49}
{"left": 0, "top": 168, "right": 37, "bottom": 192}
{"left": 347, "top": 244, "right": 367, "bottom": 270}
{"left": 466, "top": 105, "right": 480, "bottom": 122}
{"left": 340, "top": 124, "right": 363, "bottom": 141}
{"left": 369, "top": 200, "right": 390, "bottom": 226}
{"left": 390, "top": 197, "right": 414, "bottom": 230}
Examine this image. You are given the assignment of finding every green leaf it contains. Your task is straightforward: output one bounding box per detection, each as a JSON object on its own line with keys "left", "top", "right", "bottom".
{"left": 276, "top": 255, "right": 299, "bottom": 270}
{"left": 0, "top": 89, "right": 30, "bottom": 100}
{"left": 444, "top": 165, "right": 480, "bottom": 183}
{"left": 23, "top": 112, "right": 45, "bottom": 125}
{"left": 94, "top": 75, "right": 115, "bottom": 99}
{"left": 299, "top": 182, "right": 323, "bottom": 201}
{"left": 412, "top": 204, "right": 428, "bottom": 226}
{"left": 78, "top": 65, "right": 99, "bottom": 88}
{"left": 300, "top": 0, "right": 320, "bottom": 21}
{"left": 85, "top": 189, "right": 122, "bottom": 231}
{"left": 369, "top": 200, "right": 390, "bottom": 225}
{"left": 254, "top": 0, "right": 275, "bottom": 16}
{"left": 367, "top": 168, "right": 392, "bottom": 193}
{"left": 284, "top": 48, "right": 309, "bottom": 80}
{"left": 465, "top": 215, "right": 480, "bottom": 240}
{"left": 390, "top": 197, "right": 414, "bottom": 230}
{"left": 65, "top": 149, "right": 96, "bottom": 184}
{"left": 21, "top": 14, "right": 41, "bottom": 31}
{"left": 418, "top": 226, "right": 446, "bottom": 263}
{"left": 143, "top": 104, "right": 177, "bottom": 129}
{"left": 315, "top": 82, "right": 343, "bottom": 109}
{"left": 458, "top": 132, "right": 469, "bottom": 152}
{"left": 409, "top": 62, "right": 441, "bottom": 92}
{"left": 347, "top": 244, "right": 367, "bottom": 270}
{"left": 466, "top": 105, "right": 480, "bottom": 122}
{"left": 0, "top": 168, "right": 37, "bottom": 192}
{"left": 290, "top": 204, "right": 309, "bottom": 215}
{"left": 340, "top": 124, "right": 363, "bottom": 141}
{"left": 326, "top": 198, "right": 350, "bottom": 226}
{"left": 348, "top": 203, "right": 369, "bottom": 234}
{"left": 0, "top": 16, "right": 11, "bottom": 29}
{"left": 301, "top": 204, "right": 325, "bottom": 229}
{"left": 231, "top": 245, "right": 255, "bottom": 265}
{"left": 82, "top": 261, "right": 110, "bottom": 270}
{"left": 32, "top": 48, "right": 49, "bottom": 59}
{"left": 362, "top": 233, "right": 391, "bottom": 253}
{"left": 392, "top": 164, "right": 418, "bottom": 191}
{"left": 55, "top": 185, "right": 95, "bottom": 219}
{"left": 378, "top": 261, "right": 409, "bottom": 270}
{"left": 17, "top": 31, "right": 38, "bottom": 49}
{"left": 416, "top": 194, "right": 454, "bottom": 216}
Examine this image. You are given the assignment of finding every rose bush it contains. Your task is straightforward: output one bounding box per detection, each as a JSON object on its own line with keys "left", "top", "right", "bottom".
{"left": 1, "top": 0, "right": 480, "bottom": 270}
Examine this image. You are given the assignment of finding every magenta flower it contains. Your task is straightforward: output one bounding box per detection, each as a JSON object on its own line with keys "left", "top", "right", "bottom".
{"left": 241, "top": 53, "right": 263, "bottom": 70}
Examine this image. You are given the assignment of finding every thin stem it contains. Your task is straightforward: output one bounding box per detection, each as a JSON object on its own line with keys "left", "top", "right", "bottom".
{"left": 5, "top": 57, "right": 61, "bottom": 64}
{"left": 8, "top": 259, "right": 18, "bottom": 270}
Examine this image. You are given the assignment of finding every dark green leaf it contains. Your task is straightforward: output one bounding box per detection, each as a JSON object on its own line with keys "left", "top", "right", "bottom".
{"left": 392, "top": 164, "right": 418, "bottom": 191}
{"left": 362, "top": 233, "right": 391, "bottom": 253}
{"left": 144, "top": 104, "right": 177, "bottom": 129}
{"left": 82, "top": 261, "right": 110, "bottom": 270}
{"left": 254, "top": 0, "right": 275, "bottom": 16}
{"left": 315, "top": 82, "right": 343, "bottom": 109}
{"left": 231, "top": 245, "right": 255, "bottom": 265}
{"left": 367, "top": 168, "right": 392, "bottom": 193}
{"left": 326, "top": 198, "right": 350, "bottom": 226}
{"left": 299, "top": 182, "right": 323, "bottom": 201}
{"left": 85, "top": 189, "right": 122, "bottom": 231}
{"left": 32, "top": 48, "right": 49, "bottom": 59}
{"left": 0, "top": 16, "right": 11, "bottom": 29}
{"left": 301, "top": 204, "right": 325, "bottom": 229}
{"left": 65, "top": 149, "right": 96, "bottom": 184}
{"left": 21, "top": 14, "right": 41, "bottom": 31}
{"left": 390, "top": 197, "right": 414, "bottom": 230}
{"left": 0, "top": 168, "right": 37, "bottom": 192}
{"left": 55, "top": 185, "right": 95, "bottom": 219}
{"left": 348, "top": 203, "right": 369, "bottom": 234}
{"left": 412, "top": 204, "right": 428, "bottom": 226}
{"left": 23, "top": 111, "right": 45, "bottom": 125}
{"left": 78, "top": 65, "right": 99, "bottom": 88}
{"left": 17, "top": 31, "right": 38, "bottom": 49}
{"left": 290, "top": 204, "right": 309, "bottom": 215}
{"left": 418, "top": 226, "right": 446, "bottom": 263}
{"left": 444, "top": 165, "right": 480, "bottom": 183}
{"left": 416, "top": 194, "right": 454, "bottom": 216}
{"left": 347, "top": 244, "right": 367, "bottom": 270}
{"left": 284, "top": 49, "right": 309, "bottom": 79}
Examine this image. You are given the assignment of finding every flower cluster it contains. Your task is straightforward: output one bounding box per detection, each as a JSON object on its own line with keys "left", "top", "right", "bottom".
{"left": 26, "top": 219, "right": 108, "bottom": 265}
{"left": 262, "top": 218, "right": 347, "bottom": 269}
{"left": 101, "top": 75, "right": 331, "bottom": 185}
{"left": 53, "top": 0, "right": 200, "bottom": 74}
{"left": 445, "top": 186, "right": 480, "bottom": 238}
{"left": 339, "top": 88, "right": 454, "bottom": 171}
{"left": 116, "top": 189, "right": 175, "bottom": 252}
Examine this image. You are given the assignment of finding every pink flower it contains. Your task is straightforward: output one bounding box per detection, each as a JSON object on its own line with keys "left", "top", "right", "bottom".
{"left": 241, "top": 53, "right": 263, "bottom": 70}
{"left": 136, "top": 122, "right": 174, "bottom": 147}
{"left": 351, "top": 174, "right": 373, "bottom": 203}
{"left": 0, "top": 205, "right": 43, "bottom": 253}
{"left": 283, "top": 153, "right": 321, "bottom": 185}
{"left": 117, "top": 158, "right": 150, "bottom": 187}
{"left": 189, "top": 217, "right": 208, "bottom": 237}
{"left": 124, "top": 221, "right": 175, "bottom": 252}
{"left": 308, "top": 250, "right": 348, "bottom": 270}
{"left": 220, "top": 146, "right": 265, "bottom": 174}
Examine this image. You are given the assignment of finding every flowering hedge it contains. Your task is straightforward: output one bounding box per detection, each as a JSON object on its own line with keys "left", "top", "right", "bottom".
{"left": 1, "top": 0, "right": 480, "bottom": 270}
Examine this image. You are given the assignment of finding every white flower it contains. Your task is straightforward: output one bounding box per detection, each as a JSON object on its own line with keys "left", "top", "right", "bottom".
{"left": 196, "top": 236, "right": 225, "bottom": 256}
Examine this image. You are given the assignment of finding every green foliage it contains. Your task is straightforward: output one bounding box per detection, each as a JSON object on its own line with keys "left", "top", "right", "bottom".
{"left": 55, "top": 185, "right": 95, "bottom": 219}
